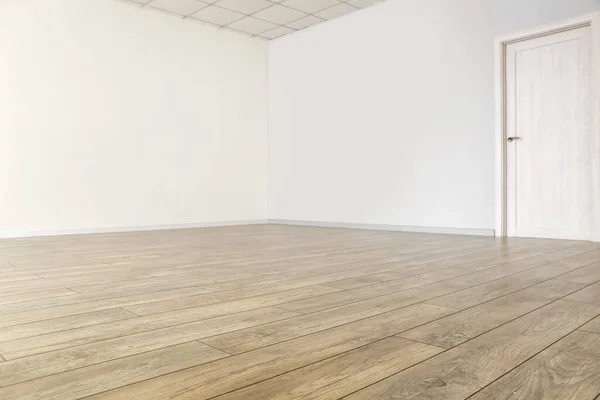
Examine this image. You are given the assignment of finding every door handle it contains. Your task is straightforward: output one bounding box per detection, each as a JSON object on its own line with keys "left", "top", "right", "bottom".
{"left": 507, "top": 137, "right": 521, "bottom": 143}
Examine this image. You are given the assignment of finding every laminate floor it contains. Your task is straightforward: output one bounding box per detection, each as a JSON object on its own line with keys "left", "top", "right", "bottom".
{"left": 0, "top": 224, "right": 599, "bottom": 399}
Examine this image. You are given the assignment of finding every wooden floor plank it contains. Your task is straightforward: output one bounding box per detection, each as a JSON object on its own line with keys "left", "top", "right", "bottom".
{"left": 426, "top": 253, "right": 600, "bottom": 310}
{"left": 69, "top": 271, "right": 259, "bottom": 295}
{"left": 557, "top": 261, "right": 600, "bottom": 284}
{"left": 0, "top": 307, "right": 295, "bottom": 386}
{"left": 468, "top": 330, "right": 600, "bottom": 400}
{"left": 0, "top": 271, "right": 154, "bottom": 297}
{"left": 0, "top": 285, "right": 213, "bottom": 318}
{"left": 344, "top": 300, "right": 600, "bottom": 400}
{"left": 123, "top": 272, "right": 364, "bottom": 316}
{"left": 0, "top": 226, "right": 599, "bottom": 399}
{"left": 279, "top": 249, "right": 590, "bottom": 316}
{"left": 520, "top": 278, "right": 590, "bottom": 300}
{"left": 202, "top": 282, "right": 463, "bottom": 354}
{"left": 82, "top": 304, "right": 454, "bottom": 399}
{"left": 581, "top": 315, "right": 600, "bottom": 334}
{"left": 0, "top": 308, "right": 138, "bottom": 343}
{"left": 0, "top": 275, "right": 41, "bottom": 284}
{"left": 0, "top": 286, "right": 213, "bottom": 328}
{"left": 447, "top": 246, "right": 581, "bottom": 272}
{"left": 565, "top": 282, "right": 600, "bottom": 305}
{"left": 212, "top": 337, "right": 444, "bottom": 400}
{"left": 0, "top": 288, "right": 77, "bottom": 306}
{"left": 0, "top": 285, "right": 335, "bottom": 359}
{"left": 0, "top": 341, "right": 228, "bottom": 400}
{"left": 247, "top": 242, "right": 494, "bottom": 278}
{"left": 444, "top": 250, "right": 582, "bottom": 286}
{"left": 207, "top": 242, "right": 500, "bottom": 294}
{"left": 399, "top": 290, "right": 551, "bottom": 348}
{"left": 278, "top": 275, "right": 467, "bottom": 315}
{"left": 314, "top": 247, "right": 496, "bottom": 290}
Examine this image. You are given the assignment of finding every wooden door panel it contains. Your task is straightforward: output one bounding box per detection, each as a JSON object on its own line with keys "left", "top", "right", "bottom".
{"left": 506, "top": 27, "right": 591, "bottom": 240}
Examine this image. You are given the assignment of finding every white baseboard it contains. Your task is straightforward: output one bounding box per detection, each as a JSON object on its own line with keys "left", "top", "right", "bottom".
{"left": 268, "top": 219, "right": 495, "bottom": 237}
{"left": 0, "top": 219, "right": 495, "bottom": 239}
{"left": 0, "top": 220, "right": 268, "bottom": 239}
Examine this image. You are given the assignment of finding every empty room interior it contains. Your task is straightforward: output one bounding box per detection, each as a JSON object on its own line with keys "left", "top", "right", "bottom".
{"left": 3, "top": 0, "right": 600, "bottom": 398}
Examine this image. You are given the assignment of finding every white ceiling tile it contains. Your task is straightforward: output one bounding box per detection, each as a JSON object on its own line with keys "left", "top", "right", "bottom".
{"left": 285, "top": 15, "right": 323, "bottom": 30}
{"left": 315, "top": 2, "right": 356, "bottom": 19}
{"left": 347, "top": 0, "right": 381, "bottom": 8}
{"left": 117, "top": 0, "right": 384, "bottom": 40}
{"left": 281, "top": 0, "right": 340, "bottom": 14}
{"left": 227, "top": 16, "right": 277, "bottom": 35}
{"left": 147, "top": 0, "right": 208, "bottom": 16}
{"left": 252, "top": 4, "right": 306, "bottom": 25}
{"left": 189, "top": 5, "right": 245, "bottom": 25}
{"left": 215, "top": 0, "right": 273, "bottom": 15}
{"left": 260, "top": 26, "right": 294, "bottom": 39}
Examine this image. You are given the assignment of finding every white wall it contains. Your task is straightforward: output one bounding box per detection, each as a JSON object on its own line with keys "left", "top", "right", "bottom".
{"left": 268, "top": 0, "right": 600, "bottom": 232}
{"left": 0, "top": 0, "right": 269, "bottom": 236}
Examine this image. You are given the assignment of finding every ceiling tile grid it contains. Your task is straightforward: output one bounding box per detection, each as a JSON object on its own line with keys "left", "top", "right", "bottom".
{"left": 118, "top": 0, "right": 384, "bottom": 40}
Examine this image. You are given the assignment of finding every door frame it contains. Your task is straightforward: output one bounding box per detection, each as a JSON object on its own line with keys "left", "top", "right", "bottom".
{"left": 494, "top": 12, "right": 600, "bottom": 241}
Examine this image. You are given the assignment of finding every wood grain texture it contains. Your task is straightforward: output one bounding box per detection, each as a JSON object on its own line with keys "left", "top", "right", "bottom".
{"left": 344, "top": 300, "right": 600, "bottom": 399}
{"left": 0, "top": 225, "right": 599, "bottom": 399}
{"left": 580, "top": 316, "right": 600, "bottom": 334}
{"left": 212, "top": 337, "right": 444, "bottom": 400}
{"left": 278, "top": 277, "right": 465, "bottom": 315}
{"left": 123, "top": 274, "right": 350, "bottom": 316}
{"left": 558, "top": 261, "right": 600, "bottom": 283}
{"left": 203, "top": 282, "right": 462, "bottom": 354}
{"left": 0, "top": 286, "right": 213, "bottom": 328}
{"left": 0, "top": 275, "right": 40, "bottom": 284}
{"left": 469, "top": 330, "right": 600, "bottom": 400}
{"left": 566, "top": 281, "right": 600, "bottom": 305}
{"left": 399, "top": 290, "right": 551, "bottom": 348}
{"left": 0, "top": 341, "right": 228, "bottom": 400}
{"left": 0, "top": 286, "right": 333, "bottom": 359}
{"left": 84, "top": 303, "right": 454, "bottom": 400}
{"left": 0, "top": 307, "right": 296, "bottom": 386}
{"left": 520, "top": 278, "right": 589, "bottom": 300}
{"left": 426, "top": 251, "right": 600, "bottom": 310}
{"left": 0, "top": 308, "right": 138, "bottom": 343}
{"left": 444, "top": 250, "right": 579, "bottom": 286}
{"left": 0, "top": 288, "right": 77, "bottom": 306}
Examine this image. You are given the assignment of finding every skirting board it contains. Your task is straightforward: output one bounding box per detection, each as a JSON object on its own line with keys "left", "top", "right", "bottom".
{"left": 268, "top": 219, "right": 495, "bottom": 237}
{"left": 0, "top": 220, "right": 268, "bottom": 239}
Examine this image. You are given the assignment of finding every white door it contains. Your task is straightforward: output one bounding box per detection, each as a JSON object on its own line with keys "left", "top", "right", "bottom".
{"left": 506, "top": 26, "right": 592, "bottom": 240}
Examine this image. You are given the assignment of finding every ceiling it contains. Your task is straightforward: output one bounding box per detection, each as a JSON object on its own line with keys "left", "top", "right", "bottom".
{"left": 120, "top": 0, "right": 383, "bottom": 40}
